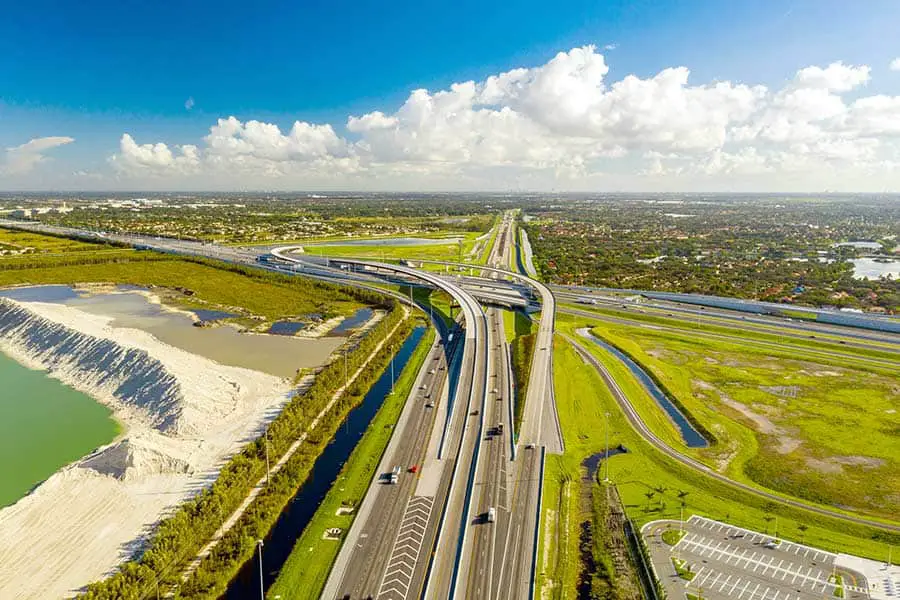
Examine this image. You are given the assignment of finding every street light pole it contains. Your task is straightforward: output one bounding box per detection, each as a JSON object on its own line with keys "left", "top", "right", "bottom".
{"left": 604, "top": 411, "right": 611, "bottom": 482}
{"left": 264, "top": 430, "right": 270, "bottom": 486}
{"left": 256, "top": 539, "right": 265, "bottom": 600}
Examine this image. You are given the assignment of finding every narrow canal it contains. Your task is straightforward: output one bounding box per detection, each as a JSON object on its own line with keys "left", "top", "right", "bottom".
{"left": 583, "top": 332, "right": 709, "bottom": 448}
{"left": 223, "top": 325, "right": 425, "bottom": 598}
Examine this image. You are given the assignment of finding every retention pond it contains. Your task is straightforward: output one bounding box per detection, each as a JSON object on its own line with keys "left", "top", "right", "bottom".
{"left": 224, "top": 325, "right": 425, "bottom": 597}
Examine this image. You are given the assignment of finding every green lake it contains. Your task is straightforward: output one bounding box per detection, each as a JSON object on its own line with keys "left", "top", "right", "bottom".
{"left": 0, "top": 352, "right": 119, "bottom": 507}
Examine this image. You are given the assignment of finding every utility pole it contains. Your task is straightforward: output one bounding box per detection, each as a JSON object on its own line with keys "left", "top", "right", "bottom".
{"left": 264, "top": 430, "right": 270, "bottom": 486}
{"left": 604, "top": 411, "right": 611, "bottom": 482}
{"left": 256, "top": 539, "right": 265, "bottom": 600}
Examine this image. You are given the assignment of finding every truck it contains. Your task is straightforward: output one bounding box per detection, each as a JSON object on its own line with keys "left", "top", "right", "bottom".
{"left": 487, "top": 507, "right": 496, "bottom": 523}
{"left": 389, "top": 465, "right": 401, "bottom": 484}
{"left": 496, "top": 422, "right": 504, "bottom": 434}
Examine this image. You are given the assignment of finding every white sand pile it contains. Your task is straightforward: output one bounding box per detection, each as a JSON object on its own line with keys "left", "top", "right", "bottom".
{"left": 0, "top": 298, "right": 293, "bottom": 599}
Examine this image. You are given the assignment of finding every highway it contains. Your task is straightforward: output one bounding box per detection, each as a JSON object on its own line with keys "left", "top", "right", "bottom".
{"left": 563, "top": 329, "right": 900, "bottom": 533}
{"left": 553, "top": 286, "right": 900, "bottom": 348}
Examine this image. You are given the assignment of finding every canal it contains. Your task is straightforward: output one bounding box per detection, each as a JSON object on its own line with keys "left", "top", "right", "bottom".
{"left": 223, "top": 325, "right": 425, "bottom": 598}
{"left": 583, "top": 332, "right": 709, "bottom": 448}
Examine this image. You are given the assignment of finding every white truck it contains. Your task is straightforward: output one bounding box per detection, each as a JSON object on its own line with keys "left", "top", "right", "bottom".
{"left": 389, "top": 465, "right": 401, "bottom": 484}
{"left": 487, "top": 507, "right": 496, "bottom": 523}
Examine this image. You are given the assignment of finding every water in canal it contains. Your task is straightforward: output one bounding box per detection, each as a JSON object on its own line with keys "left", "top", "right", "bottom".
{"left": 223, "top": 325, "right": 425, "bottom": 598}
{"left": 583, "top": 332, "right": 709, "bottom": 448}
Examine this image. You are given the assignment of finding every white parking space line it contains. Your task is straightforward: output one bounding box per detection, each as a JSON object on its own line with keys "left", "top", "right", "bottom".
{"left": 729, "top": 578, "right": 743, "bottom": 594}
{"left": 719, "top": 575, "right": 733, "bottom": 591}
{"left": 773, "top": 590, "right": 781, "bottom": 600}
{"left": 737, "top": 581, "right": 752, "bottom": 599}
{"left": 710, "top": 572, "right": 723, "bottom": 588}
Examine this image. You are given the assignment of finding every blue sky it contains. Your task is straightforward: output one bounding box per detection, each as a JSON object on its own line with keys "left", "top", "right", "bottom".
{"left": 2, "top": 0, "right": 900, "bottom": 191}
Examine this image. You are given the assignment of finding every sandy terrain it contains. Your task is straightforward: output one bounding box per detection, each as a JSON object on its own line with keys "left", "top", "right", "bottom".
{"left": 0, "top": 298, "right": 293, "bottom": 599}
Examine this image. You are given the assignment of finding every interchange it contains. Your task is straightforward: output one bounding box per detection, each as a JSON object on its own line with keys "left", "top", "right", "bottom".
{"left": 4, "top": 216, "right": 898, "bottom": 598}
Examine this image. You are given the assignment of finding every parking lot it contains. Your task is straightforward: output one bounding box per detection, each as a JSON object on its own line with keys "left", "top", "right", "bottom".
{"left": 645, "top": 516, "right": 869, "bottom": 600}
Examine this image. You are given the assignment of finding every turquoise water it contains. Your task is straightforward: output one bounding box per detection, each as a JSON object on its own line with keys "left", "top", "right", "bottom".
{"left": 0, "top": 353, "right": 119, "bottom": 507}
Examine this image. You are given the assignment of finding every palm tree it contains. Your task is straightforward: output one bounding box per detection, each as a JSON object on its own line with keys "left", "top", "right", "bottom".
{"left": 645, "top": 491, "right": 656, "bottom": 509}
{"left": 797, "top": 524, "right": 808, "bottom": 544}
{"left": 763, "top": 515, "right": 774, "bottom": 535}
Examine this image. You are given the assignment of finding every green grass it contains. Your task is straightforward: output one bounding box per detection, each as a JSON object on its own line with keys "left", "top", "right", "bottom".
{"left": 661, "top": 529, "right": 686, "bottom": 546}
{"left": 0, "top": 226, "right": 116, "bottom": 254}
{"left": 298, "top": 231, "right": 484, "bottom": 263}
{"left": 0, "top": 257, "right": 362, "bottom": 321}
{"left": 536, "top": 338, "right": 900, "bottom": 600}
{"left": 412, "top": 286, "right": 455, "bottom": 328}
{"left": 267, "top": 326, "right": 435, "bottom": 599}
{"left": 672, "top": 557, "right": 695, "bottom": 581}
{"left": 564, "top": 311, "right": 900, "bottom": 520}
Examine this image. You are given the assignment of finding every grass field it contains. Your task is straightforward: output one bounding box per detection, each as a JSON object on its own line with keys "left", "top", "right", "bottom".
{"left": 267, "top": 325, "right": 435, "bottom": 598}
{"left": 0, "top": 227, "right": 117, "bottom": 254}
{"left": 560, "top": 310, "right": 900, "bottom": 520}
{"left": 299, "top": 231, "right": 484, "bottom": 263}
{"left": 0, "top": 256, "right": 363, "bottom": 321}
{"left": 537, "top": 340, "right": 900, "bottom": 599}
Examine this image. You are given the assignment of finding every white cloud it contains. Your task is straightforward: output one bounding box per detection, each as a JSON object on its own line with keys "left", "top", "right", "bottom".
{"left": 890, "top": 58, "right": 900, "bottom": 71}
{"left": 185, "top": 96, "right": 195, "bottom": 110}
{"left": 794, "top": 61, "right": 870, "bottom": 92}
{"left": 110, "top": 133, "right": 200, "bottom": 174}
{"left": 3, "top": 136, "right": 75, "bottom": 175}
{"left": 104, "top": 47, "right": 900, "bottom": 191}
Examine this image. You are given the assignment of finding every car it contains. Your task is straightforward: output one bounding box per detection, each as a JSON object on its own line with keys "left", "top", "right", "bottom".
{"left": 486, "top": 507, "right": 496, "bottom": 523}
{"left": 471, "top": 409, "right": 479, "bottom": 415}
{"left": 408, "top": 465, "right": 419, "bottom": 473}
{"left": 428, "top": 369, "right": 435, "bottom": 374}
{"left": 525, "top": 443, "right": 536, "bottom": 449}
{"left": 425, "top": 402, "right": 434, "bottom": 408}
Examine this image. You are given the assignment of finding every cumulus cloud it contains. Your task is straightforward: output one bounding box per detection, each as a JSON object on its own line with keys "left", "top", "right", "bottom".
{"left": 3, "top": 136, "right": 75, "bottom": 175}
{"left": 890, "top": 58, "right": 900, "bottom": 71}
{"left": 106, "top": 47, "right": 900, "bottom": 190}
{"left": 110, "top": 133, "right": 200, "bottom": 174}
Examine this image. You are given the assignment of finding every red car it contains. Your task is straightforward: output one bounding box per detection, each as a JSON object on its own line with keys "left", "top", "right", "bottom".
{"left": 408, "top": 465, "right": 419, "bottom": 474}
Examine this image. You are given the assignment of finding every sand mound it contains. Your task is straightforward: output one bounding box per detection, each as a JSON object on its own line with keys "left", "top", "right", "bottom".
{"left": 83, "top": 436, "right": 194, "bottom": 481}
